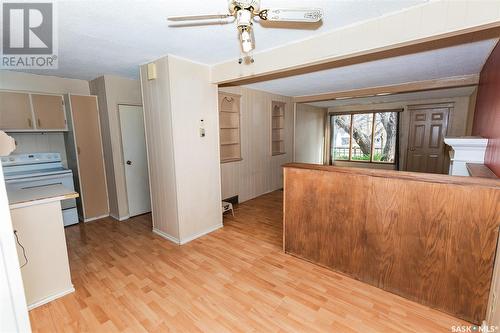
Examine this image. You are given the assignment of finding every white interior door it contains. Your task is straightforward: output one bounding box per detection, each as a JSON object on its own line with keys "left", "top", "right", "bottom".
{"left": 119, "top": 105, "right": 151, "bottom": 217}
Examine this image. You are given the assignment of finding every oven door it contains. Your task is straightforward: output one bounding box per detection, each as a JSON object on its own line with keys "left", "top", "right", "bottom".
{"left": 5, "top": 173, "right": 77, "bottom": 210}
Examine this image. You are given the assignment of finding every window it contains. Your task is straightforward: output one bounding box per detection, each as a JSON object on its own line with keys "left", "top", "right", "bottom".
{"left": 330, "top": 111, "right": 399, "bottom": 164}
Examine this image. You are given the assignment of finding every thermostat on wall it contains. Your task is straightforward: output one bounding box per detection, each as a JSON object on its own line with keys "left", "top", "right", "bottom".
{"left": 147, "top": 63, "right": 157, "bottom": 80}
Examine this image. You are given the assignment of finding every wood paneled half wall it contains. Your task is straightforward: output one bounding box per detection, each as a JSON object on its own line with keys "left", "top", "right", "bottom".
{"left": 283, "top": 163, "right": 500, "bottom": 324}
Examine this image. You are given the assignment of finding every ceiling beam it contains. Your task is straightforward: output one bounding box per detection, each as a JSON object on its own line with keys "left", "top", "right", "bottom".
{"left": 212, "top": 0, "right": 500, "bottom": 86}
{"left": 293, "top": 74, "right": 480, "bottom": 103}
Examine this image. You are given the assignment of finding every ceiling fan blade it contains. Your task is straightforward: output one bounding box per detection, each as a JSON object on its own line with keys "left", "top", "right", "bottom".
{"left": 259, "top": 8, "right": 323, "bottom": 23}
{"left": 169, "top": 19, "right": 235, "bottom": 28}
{"left": 168, "top": 14, "right": 232, "bottom": 22}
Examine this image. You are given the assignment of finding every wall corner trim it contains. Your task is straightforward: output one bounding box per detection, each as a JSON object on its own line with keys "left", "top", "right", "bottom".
{"left": 153, "top": 228, "right": 180, "bottom": 245}
{"left": 153, "top": 224, "right": 223, "bottom": 245}
{"left": 27, "top": 286, "right": 75, "bottom": 311}
{"left": 109, "top": 213, "right": 130, "bottom": 221}
{"left": 179, "top": 223, "right": 223, "bottom": 245}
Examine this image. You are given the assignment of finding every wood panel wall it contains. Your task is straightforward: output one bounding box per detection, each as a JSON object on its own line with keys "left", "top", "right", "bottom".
{"left": 219, "top": 87, "right": 293, "bottom": 203}
{"left": 472, "top": 41, "right": 500, "bottom": 176}
{"left": 283, "top": 163, "right": 500, "bottom": 324}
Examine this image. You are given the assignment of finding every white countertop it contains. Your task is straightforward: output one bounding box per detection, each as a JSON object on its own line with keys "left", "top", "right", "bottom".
{"left": 7, "top": 184, "right": 79, "bottom": 210}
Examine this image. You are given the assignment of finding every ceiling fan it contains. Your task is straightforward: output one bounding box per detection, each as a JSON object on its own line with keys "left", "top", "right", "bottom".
{"left": 168, "top": 0, "right": 323, "bottom": 63}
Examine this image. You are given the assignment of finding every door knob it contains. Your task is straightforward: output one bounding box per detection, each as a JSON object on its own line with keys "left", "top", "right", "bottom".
{"left": 126, "top": 160, "right": 132, "bottom": 165}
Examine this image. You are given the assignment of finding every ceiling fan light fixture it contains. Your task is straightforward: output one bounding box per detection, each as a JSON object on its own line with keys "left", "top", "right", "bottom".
{"left": 239, "top": 27, "right": 254, "bottom": 53}
{"left": 167, "top": 0, "right": 323, "bottom": 60}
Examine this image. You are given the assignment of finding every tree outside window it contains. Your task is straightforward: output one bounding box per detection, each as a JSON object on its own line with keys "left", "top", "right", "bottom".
{"left": 330, "top": 111, "right": 398, "bottom": 164}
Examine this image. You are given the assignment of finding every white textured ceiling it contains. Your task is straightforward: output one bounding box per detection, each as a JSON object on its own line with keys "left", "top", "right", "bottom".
{"left": 19, "top": 0, "right": 427, "bottom": 80}
{"left": 245, "top": 39, "right": 499, "bottom": 97}
{"left": 306, "top": 86, "right": 477, "bottom": 108}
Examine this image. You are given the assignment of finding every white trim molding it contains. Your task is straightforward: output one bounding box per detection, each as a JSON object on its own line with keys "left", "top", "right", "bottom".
{"left": 153, "top": 228, "right": 180, "bottom": 245}
{"left": 153, "top": 223, "right": 223, "bottom": 246}
{"left": 83, "top": 214, "right": 109, "bottom": 223}
{"left": 110, "top": 214, "right": 130, "bottom": 221}
{"left": 179, "top": 224, "right": 223, "bottom": 245}
{"left": 444, "top": 136, "right": 489, "bottom": 176}
{"left": 27, "top": 286, "right": 75, "bottom": 311}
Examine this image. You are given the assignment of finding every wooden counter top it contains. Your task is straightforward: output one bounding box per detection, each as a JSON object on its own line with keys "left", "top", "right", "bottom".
{"left": 7, "top": 184, "right": 79, "bottom": 210}
{"left": 283, "top": 163, "right": 500, "bottom": 188}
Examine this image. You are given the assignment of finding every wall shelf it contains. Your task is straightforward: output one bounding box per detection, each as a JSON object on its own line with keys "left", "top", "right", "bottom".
{"left": 219, "top": 92, "right": 242, "bottom": 163}
{"left": 271, "top": 101, "right": 286, "bottom": 156}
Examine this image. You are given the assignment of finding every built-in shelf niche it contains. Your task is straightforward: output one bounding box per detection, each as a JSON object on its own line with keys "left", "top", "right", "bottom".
{"left": 271, "top": 101, "right": 286, "bottom": 156}
{"left": 219, "top": 92, "right": 242, "bottom": 163}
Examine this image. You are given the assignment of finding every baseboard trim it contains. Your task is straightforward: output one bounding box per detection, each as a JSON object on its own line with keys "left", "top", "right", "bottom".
{"left": 27, "top": 286, "right": 75, "bottom": 310}
{"left": 179, "top": 223, "right": 223, "bottom": 245}
{"left": 153, "top": 228, "right": 180, "bottom": 245}
{"left": 83, "top": 214, "right": 109, "bottom": 223}
{"left": 110, "top": 214, "right": 130, "bottom": 221}
{"left": 153, "top": 224, "right": 224, "bottom": 246}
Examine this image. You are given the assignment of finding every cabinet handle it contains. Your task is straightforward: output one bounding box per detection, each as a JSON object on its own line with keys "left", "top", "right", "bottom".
{"left": 37, "top": 119, "right": 41, "bottom": 127}
{"left": 27, "top": 118, "right": 32, "bottom": 128}
{"left": 77, "top": 147, "right": 81, "bottom": 155}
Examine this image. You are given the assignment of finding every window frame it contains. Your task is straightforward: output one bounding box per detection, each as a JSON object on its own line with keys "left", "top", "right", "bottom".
{"left": 329, "top": 110, "right": 400, "bottom": 165}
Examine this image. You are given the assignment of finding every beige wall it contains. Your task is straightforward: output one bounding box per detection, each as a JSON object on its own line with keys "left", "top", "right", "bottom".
{"left": 9, "top": 133, "right": 68, "bottom": 167}
{"left": 328, "top": 96, "right": 472, "bottom": 171}
{"left": 0, "top": 70, "right": 89, "bottom": 95}
{"left": 89, "top": 75, "right": 142, "bottom": 220}
{"left": 140, "top": 55, "right": 222, "bottom": 244}
{"left": 0, "top": 71, "right": 90, "bottom": 166}
{"left": 295, "top": 104, "right": 326, "bottom": 164}
{"left": 140, "top": 57, "right": 179, "bottom": 240}
{"left": 219, "top": 86, "right": 293, "bottom": 202}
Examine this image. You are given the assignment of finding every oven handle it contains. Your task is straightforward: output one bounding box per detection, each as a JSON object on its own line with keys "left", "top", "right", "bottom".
{"left": 5, "top": 173, "right": 73, "bottom": 184}
{"left": 21, "top": 182, "right": 63, "bottom": 190}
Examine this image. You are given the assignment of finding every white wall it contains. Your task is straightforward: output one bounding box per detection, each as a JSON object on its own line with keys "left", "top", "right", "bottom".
{"left": 219, "top": 87, "right": 294, "bottom": 202}
{"left": 295, "top": 104, "right": 326, "bottom": 164}
{"left": 140, "top": 55, "right": 222, "bottom": 244}
{"left": 90, "top": 75, "right": 143, "bottom": 220}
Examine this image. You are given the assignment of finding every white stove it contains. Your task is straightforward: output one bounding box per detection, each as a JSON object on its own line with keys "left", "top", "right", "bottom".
{"left": 1, "top": 153, "right": 79, "bottom": 226}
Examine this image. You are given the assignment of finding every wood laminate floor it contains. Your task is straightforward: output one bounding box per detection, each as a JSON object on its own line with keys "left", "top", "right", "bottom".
{"left": 29, "top": 191, "right": 469, "bottom": 332}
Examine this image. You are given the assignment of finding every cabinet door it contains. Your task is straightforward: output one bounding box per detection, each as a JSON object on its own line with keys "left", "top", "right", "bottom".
{"left": 69, "top": 95, "right": 108, "bottom": 219}
{"left": 32, "top": 94, "right": 67, "bottom": 130}
{"left": 0, "top": 92, "right": 33, "bottom": 130}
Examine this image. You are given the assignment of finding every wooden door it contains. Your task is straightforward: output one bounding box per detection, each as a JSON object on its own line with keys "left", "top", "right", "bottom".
{"left": 406, "top": 104, "right": 450, "bottom": 174}
{"left": 31, "top": 94, "right": 67, "bottom": 130}
{"left": 118, "top": 105, "right": 151, "bottom": 217}
{"left": 69, "top": 95, "right": 108, "bottom": 219}
{"left": 0, "top": 92, "right": 33, "bottom": 130}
